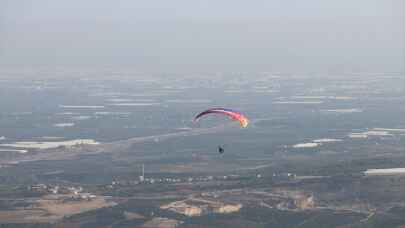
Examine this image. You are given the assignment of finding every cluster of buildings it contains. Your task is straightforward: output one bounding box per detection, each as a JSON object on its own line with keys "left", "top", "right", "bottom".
{"left": 106, "top": 164, "right": 263, "bottom": 188}
{"left": 28, "top": 184, "right": 96, "bottom": 200}
{"left": 108, "top": 173, "right": 262, "bottom": 188}
{"left": 108, "top": 175, "right": 214, "bottom": 187}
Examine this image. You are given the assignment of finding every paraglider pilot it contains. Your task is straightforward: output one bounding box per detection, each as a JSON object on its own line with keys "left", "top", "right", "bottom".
{"left": 218, "top": 146, "right": 225, "bottom": 154}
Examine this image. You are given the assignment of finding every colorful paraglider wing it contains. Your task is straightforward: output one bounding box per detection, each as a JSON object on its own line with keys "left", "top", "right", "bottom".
{"left": 194, "top": 108, "right": 249, "bottom": 128}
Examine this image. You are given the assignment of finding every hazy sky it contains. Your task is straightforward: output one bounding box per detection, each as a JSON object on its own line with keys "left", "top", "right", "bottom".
{"left": 1, "top": 0, "right": 404, "bottom": 72}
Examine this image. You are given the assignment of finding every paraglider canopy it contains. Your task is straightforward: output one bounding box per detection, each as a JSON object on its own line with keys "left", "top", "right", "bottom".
{"left": 194, "top": 108, "right": 249, "bottom": 128}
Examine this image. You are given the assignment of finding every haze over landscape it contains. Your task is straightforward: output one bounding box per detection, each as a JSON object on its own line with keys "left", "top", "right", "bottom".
{"left": 1, "top": 0, "right": 404, "bottom": 72}
{"left": 0, "top": 1, "right": 405, "bottom": 227}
